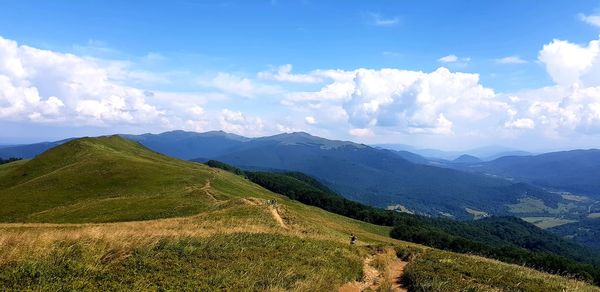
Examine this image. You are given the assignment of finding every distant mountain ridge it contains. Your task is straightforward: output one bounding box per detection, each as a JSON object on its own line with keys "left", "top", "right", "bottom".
{"left": 453, "top": 154, "right": 483, "bottom": 164}
{"left": 457, "top": 149, "right": 600, "bottom": 197}
{"left": 203, "top": 132, "right": 562, "bottom": 218}
{"left": 0, "top": 139, "right": 73, "bottom": 159}
{"left": 373, "top": 143, "right": 533, "bottom": 161}
{"left": 0, "top": 130, "right": 583, "bottom": 219}
{"left": 122, "top": 130, "right": 249, "bottom": 160}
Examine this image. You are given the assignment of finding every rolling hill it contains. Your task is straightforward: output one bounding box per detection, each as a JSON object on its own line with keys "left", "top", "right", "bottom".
{"left": 0, "top": 135, "right": 231, "bottom": 223}
{"left": 0, "top": 136, "right": 598, "bottom": 291}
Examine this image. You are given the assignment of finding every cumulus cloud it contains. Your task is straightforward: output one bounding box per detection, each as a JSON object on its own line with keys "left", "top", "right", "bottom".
{"left": 499, "top": 36, "right": 600, "bottom": 137}
{"left": 496, "top": 56, "right": 528, "bottom": 64}
{"left": 219, "top": 109, "right": 265, "bottom": 136}
{"left": 504, "top": 108, "right": 535, "bottom": 129}
{"left": 538, "top": 38, "right": 600, "bottom": 86}
{"left": 509, "top": 85, "right": 600, "bottom": 135}
{"left": 0, "top": 36, "right": 165, "bottom": 126}
{"left": 283, "top": 67, "right": 503, "bottom": 136}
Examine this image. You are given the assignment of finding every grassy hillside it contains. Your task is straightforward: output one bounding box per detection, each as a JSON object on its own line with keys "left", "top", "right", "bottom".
{"left": 0, "top": 135, "right": 223, "bottom": 223}
{"left": 207, "top": 163, "right": 600, "bottom": 284}
{"left": 0, "top": 137, "right": 597, "bottom": 291}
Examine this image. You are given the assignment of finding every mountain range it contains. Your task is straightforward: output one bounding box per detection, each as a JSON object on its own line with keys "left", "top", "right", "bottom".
{"left": 2, "top": 130, "right": 586, "bottom": 221}
{"left": 453, "top": 149, "right": 600, "bottom": 198}
{"left": 373, "top": 143, "right": 533, "bottom": 161}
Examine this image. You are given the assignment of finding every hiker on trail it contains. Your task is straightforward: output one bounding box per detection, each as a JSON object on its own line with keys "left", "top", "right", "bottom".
{"left": 350, "top": 233, "right": 357, "bottom": 245}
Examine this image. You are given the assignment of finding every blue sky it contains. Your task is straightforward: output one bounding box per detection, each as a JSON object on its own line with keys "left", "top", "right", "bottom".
{"left": 1, "top": 0, "right": 600, "bottom": 151}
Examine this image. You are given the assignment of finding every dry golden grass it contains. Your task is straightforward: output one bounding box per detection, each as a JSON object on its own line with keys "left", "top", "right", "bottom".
{"left": 1, "top": 152, "right": 598, "bottom": 290}
{"left": 0, "top": 194, "right": 392, "bottom": 267}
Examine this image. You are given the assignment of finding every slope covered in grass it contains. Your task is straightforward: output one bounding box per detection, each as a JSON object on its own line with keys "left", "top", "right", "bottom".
{"left": 203, "top": 161, "right": 600, "bottom": 284}
{"left": 0, "top": 136, "right": 223, "bottom": 223}
{"left": 0, "top": 137, "right": 598, "bottom": 291}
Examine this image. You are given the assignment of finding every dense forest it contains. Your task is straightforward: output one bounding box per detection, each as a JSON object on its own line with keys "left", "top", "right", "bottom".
{"left": 205, "top": 160, "right": 600, "bottom": 285}
{"left": 0, "top": 157, "right": 21, "bottom": 165}
{"left": 550, "top": 220, "right": 600, "bottom": 250}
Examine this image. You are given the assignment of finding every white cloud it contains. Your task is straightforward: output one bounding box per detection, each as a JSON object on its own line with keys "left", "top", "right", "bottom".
{"left": 504, "top": 118, "right": 535, "bottom": 129}
{"left": 188, "top": 105, "right": 205, "bottom": 116}
{"left": 368, "top": 13, "right": 400, "bottom": 27}
{"left": 496, "top": 56, "right": 528, "bottom": 64}
{"left": 497, "top": 35, "right": 600, "bottom": 137}
{"left": 509, "top": 85, "right": 600, "bottom": 135}
{"left": 219, "top": 109, "right": 265, "bottom": 136}
{"left": 538, "top": 38, "right": 600, "bottom": 86}
{"left": 438, "top": 55, "right": 471, "bottom": 65}
{"left": 579, "top": 13, "right": 600, "bottom": 28}
{"left": 283, "top": 67, "right": 503, "bottom": 136}
{"left": 305, "top": 116, "right": 316, "bottom": 124}
{"left": 258, "top": 64, "right": 322, "bottom": 83}
{"left": 0, "top": 36, "right": 166, "bottom": 126}
{"left": 438, "top": 55, "right": 458, "bottom": 63}
{"left": 349, "top": 128, "right": 373, "bottom": 137}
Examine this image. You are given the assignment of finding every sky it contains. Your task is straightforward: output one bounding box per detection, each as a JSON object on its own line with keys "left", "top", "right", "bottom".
{"left": 1, "top": 0, "right": 600, "bottom": 151}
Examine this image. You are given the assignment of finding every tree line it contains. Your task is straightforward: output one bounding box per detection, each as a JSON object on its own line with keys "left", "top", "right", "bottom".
{"left": 0, "top": 157, "right": 21, "bottom": 165}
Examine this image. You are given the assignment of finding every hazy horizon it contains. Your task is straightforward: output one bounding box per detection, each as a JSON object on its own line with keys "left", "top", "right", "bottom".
{"left": 1, "top": 128, "right": 592, "bottom": 155}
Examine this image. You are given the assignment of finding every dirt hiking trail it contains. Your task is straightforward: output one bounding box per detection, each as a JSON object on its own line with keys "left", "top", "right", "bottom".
{"left": 269, "top": 206, "right": 288, "bottom": 229}
{"left": 339, "top": 252, "right": 407, "bottom": 292}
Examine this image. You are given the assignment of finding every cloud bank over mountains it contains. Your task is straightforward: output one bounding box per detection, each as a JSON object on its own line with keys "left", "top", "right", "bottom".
{"left": 2, "top": 34, "right": 600, "bottom": 148}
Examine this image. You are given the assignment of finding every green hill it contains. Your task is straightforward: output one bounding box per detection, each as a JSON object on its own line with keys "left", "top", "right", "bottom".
{"left": 0, "top": 136, "right": 597, "bottom": 291}
{"left": 0, "top": 135, "right": 222, "bottom": 223}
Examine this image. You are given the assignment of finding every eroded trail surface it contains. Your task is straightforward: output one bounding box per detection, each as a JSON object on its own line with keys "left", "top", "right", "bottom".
{"left": 200, "top": 178, "right": 218, "bottom": 202}
{"left": 389, "top": 260, "right": 408, "bottom": 292}
{"left": 339, "top": 253, "right": 407, "bottom": 292}
{"left": 269, "top": 206, "right": 288, "bottom": 229}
